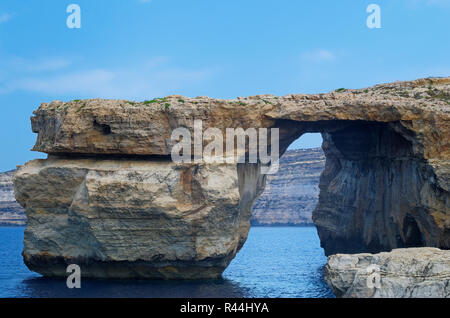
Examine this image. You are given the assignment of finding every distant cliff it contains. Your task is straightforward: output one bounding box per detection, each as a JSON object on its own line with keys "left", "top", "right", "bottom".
{"left": 251, "top": 148, "right": 325, "bottom": 226}
{"left": 0, "top": 148, "right": 324, "bottom": 227}
{"left": 0, "top": 170, "right": 25, "bottom": 225}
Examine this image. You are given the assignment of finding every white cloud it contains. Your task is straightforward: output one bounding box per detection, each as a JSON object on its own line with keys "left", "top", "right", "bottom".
{"left": 0, "top": 56, "right": 215, "bottom": 99}
{"left": 143, "top": 56, "right": 169, "bottom": 68}
{"left": 301, "top": 49, "right": 336, "bottom": 63}
{"left": 12, "top": 70, "right": 115, "bottom": 96}
{"left": 0, "top": 13, "right": 11, "bottom": 24}
{"left": 7, "top": 57, "right": 71, "bottom": 72}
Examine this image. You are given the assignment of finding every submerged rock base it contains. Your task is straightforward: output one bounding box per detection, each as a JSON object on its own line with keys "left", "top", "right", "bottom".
{"left": 324, "top": 248, "right": 450, "bottom": 298}
{"left": 23, "top": 254, "right": 228, "bottom": 279}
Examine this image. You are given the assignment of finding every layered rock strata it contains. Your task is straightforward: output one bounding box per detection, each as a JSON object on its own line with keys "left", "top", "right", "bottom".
{"left": 0, "top": 171, "right": 26, "bottom": 225}
{"left": 252, "top": 148, "right": 325, "bottom": 226}
{"left": 14, "top": 159, "right": 264, "bottom": 279}
{"left": 2, "top": 148, "right": 325, "bottom": 227}
{"left": 14, "top": 77, "right": 450, "bottom": 278}
{"left": 324, "top": 247, "right": 450, "bottom": 298}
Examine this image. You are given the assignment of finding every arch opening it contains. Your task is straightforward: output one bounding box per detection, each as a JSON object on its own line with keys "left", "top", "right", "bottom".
{"left": 247, "top": 119, "right": 440, "bottom": 256}
{"left": 251, "top": 133, "right": 324, "bottom": 227}
{"left": 228, "top": 133, "right": 332, "bottom": 297}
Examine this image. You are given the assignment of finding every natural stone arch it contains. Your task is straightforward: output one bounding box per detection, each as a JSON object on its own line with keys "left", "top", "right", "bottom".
{"left": 269, "top": 119, "right": 447, "bottom": 255}
{"left": 14, "top": 77, "right": 449, "bottom": 279}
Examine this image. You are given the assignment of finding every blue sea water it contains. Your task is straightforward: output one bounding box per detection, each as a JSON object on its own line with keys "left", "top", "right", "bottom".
{"left": 0, "top": 226, "right": 333, "bottom": 298}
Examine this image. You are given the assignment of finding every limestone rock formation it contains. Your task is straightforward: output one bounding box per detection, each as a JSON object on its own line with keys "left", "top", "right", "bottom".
{"left": 324, "top": 247, "right": 450, "bottom": 298}
{"left": 2, "top": 148, "right": 324, "bottom": 228}
{"left": 0, "top": 171, "right": 26, "bottom": 226}
{"left": 252, "top": 148, "right": 325, "bottom": 226}
{"left": 14, "top": 77, "right": 450, "bottom": 278}
{"left": 14, "top": 158, "right": 265, "bottom": 279}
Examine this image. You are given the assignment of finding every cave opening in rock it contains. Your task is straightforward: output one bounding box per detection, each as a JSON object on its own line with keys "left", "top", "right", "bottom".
{"left": 93, "top": 120, "right": 112, "bottom": 135}
{"left": 402, "top": 214, "right": 425, "bottom": 247}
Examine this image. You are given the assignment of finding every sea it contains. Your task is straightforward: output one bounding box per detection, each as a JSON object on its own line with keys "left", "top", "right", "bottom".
{"left": 0, "top": 226, "right": 334, "bottom": 298}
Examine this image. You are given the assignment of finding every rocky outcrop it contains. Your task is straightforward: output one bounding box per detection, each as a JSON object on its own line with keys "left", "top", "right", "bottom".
{"left": 14, "top": 158, "right": 264, "bottom": 279}
{"left": 14, "top": 77, "right": 450, "bottom": 278}
{"left": 2, "top": 148, "right": 325, "bottom": 228}
{"left": 252, "top": 148, "right": 324, "bottom": 226}
{"left": 324, "top": 248, "right": 450, "bottom": 298}
{"left": 0, "top": 171, "right": 26, "bottom": 225}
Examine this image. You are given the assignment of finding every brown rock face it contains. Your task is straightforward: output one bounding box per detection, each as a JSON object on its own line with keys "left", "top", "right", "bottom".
{"left": 314, "top": 121, "right": 449, "bottom": 255}
{"left": 14, "top": 77, "right": 450, "bottom": 278}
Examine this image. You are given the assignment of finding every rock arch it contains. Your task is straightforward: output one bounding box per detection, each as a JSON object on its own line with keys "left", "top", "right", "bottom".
{"left": 14, "top": 77, "right": 449, "bottom": 278}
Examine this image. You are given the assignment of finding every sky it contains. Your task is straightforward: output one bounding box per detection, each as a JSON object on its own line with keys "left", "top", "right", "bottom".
{"left": 0, "top": 0, "right": 449, "bottom": 171}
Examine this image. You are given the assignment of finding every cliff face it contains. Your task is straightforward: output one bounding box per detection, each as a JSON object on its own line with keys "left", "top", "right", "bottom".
{"left": 251, "top": 148, "right": 324, "bottom": 226}
{"left": 0, "top": 171, "right": 25, "bottom": 226}
{"left": 14, "top": 77, "right": 450, "bottom": 279}
{"left": 313, "top": 121, "right": 449, "bottom": 255}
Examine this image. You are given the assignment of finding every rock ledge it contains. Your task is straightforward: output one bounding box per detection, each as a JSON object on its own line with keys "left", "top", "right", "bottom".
{"left": 324, "top": 247, "right": 450, "bottom": 298}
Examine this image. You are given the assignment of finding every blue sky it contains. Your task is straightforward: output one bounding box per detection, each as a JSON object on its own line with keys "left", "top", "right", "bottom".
{"left": 0, "top": 0, "right": 449, "bottom": 171}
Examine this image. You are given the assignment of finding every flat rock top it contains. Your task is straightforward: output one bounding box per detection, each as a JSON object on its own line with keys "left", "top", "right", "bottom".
{"left": 36, "top": 77, "right": 450, "bottom": 117}
{"left": 30, "top": 77, "right": 450, "bottom": 159}
{"left": 330, "top": 247, "right": 450, "bottom": 263}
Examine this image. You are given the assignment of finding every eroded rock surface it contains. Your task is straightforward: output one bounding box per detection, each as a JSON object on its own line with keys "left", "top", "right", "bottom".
{"left": 14, "top": 77, "right": 450, "bottom": 278}
{"left": 324, "top": 248, "right": 450, "bottom": 298}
